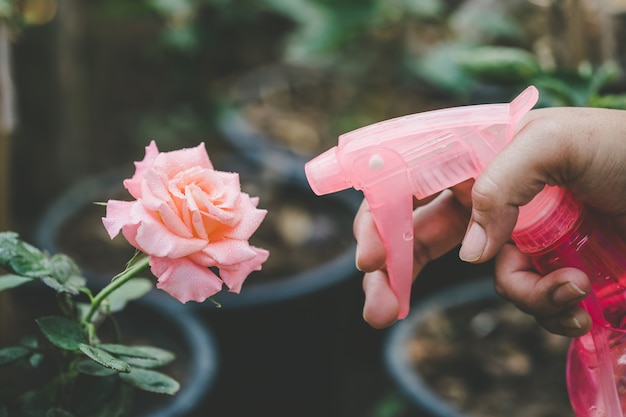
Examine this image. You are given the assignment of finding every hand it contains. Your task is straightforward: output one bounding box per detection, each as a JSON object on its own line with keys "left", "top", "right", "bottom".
{"left": 354, "top": 106, "right": 626, "bottom": 336}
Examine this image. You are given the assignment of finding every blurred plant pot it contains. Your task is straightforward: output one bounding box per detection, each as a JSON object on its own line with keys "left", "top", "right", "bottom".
{"left": 35, "top": 156, "right": 360, "bottom": 309}
{"left": 384, "top": 279, "right": 574, "bottom": 417}
{"left": 1, "top": 287, "right": 219, "bottom": 417}
{"left": 217, "top": 63, "right": 457, "bottom": 181}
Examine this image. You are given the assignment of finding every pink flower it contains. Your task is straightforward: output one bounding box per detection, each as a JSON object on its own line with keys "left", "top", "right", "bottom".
{"left": 102, "top": 141, "right": 269, "bottom": 303}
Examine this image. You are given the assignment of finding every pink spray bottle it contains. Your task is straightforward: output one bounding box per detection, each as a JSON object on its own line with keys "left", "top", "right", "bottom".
{"left": 305, "top": 86, "right": 626, "bottom": 416}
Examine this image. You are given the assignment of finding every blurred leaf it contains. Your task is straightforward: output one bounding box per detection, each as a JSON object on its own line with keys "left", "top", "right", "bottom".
{"left": 455, "top": 46, "right": 540, "bottom": 84}
{"left": 28, "top": 352, "right": 44, "bottom": 368}
{"left": 49, "top": 254, "right": 81, "bottom": 284}
{"left": 46, "top": 408, "right": 74, "bottom": 417}
{"left": 533, "top": 75, "right": 587, "bottom": 107}
{"left": 450, "top": 7, "right": 522, "bottom": 42}
{"left": 161, "top": 25, "right": 199, "bottom": 52}
{"left": 0, "top": 232, "right": 50, "bottom": 278}
{"left": 78, "top": 344, "right": 130, "bottom": 373}
{"left": 17, "top": 388, "right": 51, "bottom": 417}
{"left": 41, "top": 255, "right": 86, "bottom": 294}
{"left": 149, "top": 0, "right": 193, "bottom": 15}
{"left": 400, "top": 0, "right": 445, "bottom": 19}
{"left": 587, "top": 60, "right": 622, "bottom": 97}
{"left": 0, "top": 0, "right": 13, "bottom": 19}
{"left": 0, "top": 274, "right": 33, "bottom": 291}
{"left": 0, "top": 346, "right": 29, "bottom": 365}
{"left": 106, "top": 278, "right": 153, "bottom": 313}
{"left": 119, "top": 368, "right": 180, "bottom": 395}
{"left": 103, "top": 345, "right": 175, "bottom": 369}
{"left": 36, "top": 316, "right": 87, "bottom": 350}
{"left": 406, "top": 42, "right": 475, "bottom": 95}
{"left": 98, "top": 344, "right": 158, "bottom": 359}
{"left": 75, "top": 360, "right": 117, "bottom": 376}
{"left": 589, "top": 94, "right": 626, "bottom": 110}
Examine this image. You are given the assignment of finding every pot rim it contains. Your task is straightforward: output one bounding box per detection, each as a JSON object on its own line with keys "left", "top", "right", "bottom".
{"left": 383, "top": 279, "right": 499, "bottom": 417}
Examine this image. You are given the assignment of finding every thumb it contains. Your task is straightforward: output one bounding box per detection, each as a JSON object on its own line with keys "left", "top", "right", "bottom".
{"left": 458, "top": 112, "right": 556, "bottom": 263}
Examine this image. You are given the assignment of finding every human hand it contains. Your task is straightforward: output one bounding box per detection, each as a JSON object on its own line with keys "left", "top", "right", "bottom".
{"left": 354, "top": 106, "right": 626, "bottom": 336}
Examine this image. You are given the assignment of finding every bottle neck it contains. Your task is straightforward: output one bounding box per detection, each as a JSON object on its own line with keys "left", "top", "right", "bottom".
{"left": 512, "top": 186, "right": 584, "bottom": 254}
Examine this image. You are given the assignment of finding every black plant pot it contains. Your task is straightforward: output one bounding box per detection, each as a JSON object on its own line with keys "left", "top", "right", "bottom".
{"left": 384, "top": 279, "right": 573, "bottom": 417}
{"left": 1, "top": 286, "right": 219, "bottom": 417}
{"left": 217, "top": 63, "right": 460, "bottom": 182}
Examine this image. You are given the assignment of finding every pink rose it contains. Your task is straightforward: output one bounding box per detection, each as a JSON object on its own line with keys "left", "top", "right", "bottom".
{"left": 102, "top": 141, "right": 269, "bottom": 303}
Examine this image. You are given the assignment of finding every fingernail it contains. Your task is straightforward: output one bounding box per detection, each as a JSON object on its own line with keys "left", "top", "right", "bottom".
{"left": 355, "top": 247, "right": 363, "bottom": 272}
{"left": 559, "top": 314, "right": 583, "bottom": 330}
{"left": 459, "top": 222, "right": 487, "bottom": 262}
{"left": 552, "top": 282, "right": 587, "bottom": 305}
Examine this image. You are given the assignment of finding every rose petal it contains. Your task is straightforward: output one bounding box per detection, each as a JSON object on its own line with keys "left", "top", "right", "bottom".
{"left": 151, "top": 256, "right": 223, "bottom": 303}
{"left": 141, "top": 168, "right": 173, "bottom": 211}
{"left": 123, "top": 141, "right": 160, "bottom": 199}
{"left": 102, "top": 200, "right": 135, "bottom": 239}
{"left": 153, "top": 142, "right": 213, "bottom": 177}
{"left": 201, "top": 240, "right": 258, "bottom": 266}
{"left": 225, "top": 196, "right": 267, "bottom": 240}
{"left": 132, "top": 204, "right": 207, "bottom": 258}
{"left": 220, "top": 247, "right": 269, "bottom": 293}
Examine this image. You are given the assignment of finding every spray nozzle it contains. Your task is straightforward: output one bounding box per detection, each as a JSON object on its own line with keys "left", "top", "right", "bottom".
{"left": 305, "top": 86, "right": 539, "bottom": 319}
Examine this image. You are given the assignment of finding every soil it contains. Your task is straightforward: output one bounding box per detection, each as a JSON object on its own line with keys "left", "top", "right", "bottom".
{"left": 407, "top": 298, "right": 574, "bottom": 417}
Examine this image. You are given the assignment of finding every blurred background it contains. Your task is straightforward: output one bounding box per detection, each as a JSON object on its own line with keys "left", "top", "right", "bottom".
{"left": 2, "top": 0, "right": 626, "bottom": 416}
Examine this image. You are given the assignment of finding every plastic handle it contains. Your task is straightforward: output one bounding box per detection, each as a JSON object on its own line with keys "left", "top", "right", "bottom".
{"left": 305, "top": 86, "right": 539, "bottom": 319}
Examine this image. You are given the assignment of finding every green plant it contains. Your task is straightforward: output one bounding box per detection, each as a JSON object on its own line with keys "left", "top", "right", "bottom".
{"left": 453, "top": 45, "right": 625, "bottom": 108}
{"left": 0, "top": 234, "right": 175, "bottom": 417}
{"left": 0, "top": 141, "right": 268, "bottom": 416}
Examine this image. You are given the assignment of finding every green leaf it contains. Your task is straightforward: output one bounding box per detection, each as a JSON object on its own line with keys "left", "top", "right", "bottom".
{"left": 75, "top": 360, "right": 117, "bottom": 376}
{"left": 36, "top": 316, "right": 87, "bottom": 350}
{"left": 78, "top": 344, "right": 131, "bottom": 373}
{"left": 119, "top": 368, "right": 180, "bottom": 395}
{"left": 0, "top": 232, "right": 50, "bottom": 278}
{"left": 106, "top": 278, "right": 153, "bottom": 313}
{"left": 0, "top": 346, "right": 29, "bottom": 365}
{"left": 29, "top": 353, "right": 44, "bottom": 368}
{"left": 0, "top": 274, "right": 33, "bottom": 291}
{"left": 455, "top": 46, "right": 540, "bottom": 84}
{"left": 46, "top": 408, "right": 75, "bottom": 417}
{"left": 102, "top": 345, "right": 175, "bottom": 369}
{"left": 407, "top": 42, "right": 475, "bottom": 95}
{"left": 590, "top": 94, "right": 626, "bottom": 110}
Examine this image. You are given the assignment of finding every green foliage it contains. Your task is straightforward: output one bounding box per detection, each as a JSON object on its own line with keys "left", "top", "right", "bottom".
{"left": 37, "top": 316, "right": 88, "bottom": 350}
{"left": 0, "top": 232, "right": 179, "bottom": 417}
{"left": 78, "top": 344, "right": 131, "bottom": 373}
{"left": 0, "top": 231, "right": 86, "bottom": 295}
{"left": 119, "top": 368, "right": 180, "bottom": 395}
{"left": 451, "top": 45, "right": 626, "bottom": 108}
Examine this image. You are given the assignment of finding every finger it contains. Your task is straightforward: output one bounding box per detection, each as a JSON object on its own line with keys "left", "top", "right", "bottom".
{"left": 411, "top": 190, "right": 470, "bottom": 269}
{"left": 494, "top": 243, "right": 590, "bottom": 317}
{"left": 353, "top": 199, "right": 386, "bottom": 272}
{"left": 535, "top": 306, "right": 592, "bottom": 337}
{"left": 355, "top": 190, "right": 470, "bottom": 273}
{"left": 362, "top": 270, "right": 399, "bottom": 329}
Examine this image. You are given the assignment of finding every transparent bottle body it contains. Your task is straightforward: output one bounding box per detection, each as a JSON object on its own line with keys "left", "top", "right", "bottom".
{"left": 526, "top": 209, "right": 626, "bottom": 417}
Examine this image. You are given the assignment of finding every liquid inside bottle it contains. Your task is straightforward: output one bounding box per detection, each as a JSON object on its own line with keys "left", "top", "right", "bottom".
{"left": 514, "top": 189, "right": 626, "bottom": 417}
